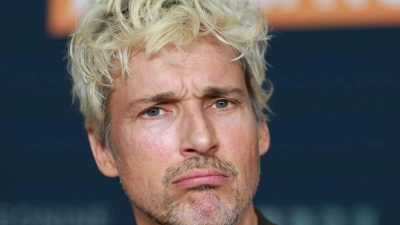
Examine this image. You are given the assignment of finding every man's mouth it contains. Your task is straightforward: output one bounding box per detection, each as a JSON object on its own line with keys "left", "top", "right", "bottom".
{"left": 172, "top": 169, "right": 229, "bottom": 189}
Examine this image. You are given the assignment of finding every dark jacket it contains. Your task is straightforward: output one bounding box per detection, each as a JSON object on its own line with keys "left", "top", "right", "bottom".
{"left": 255, "top": 208, "right": 276, "bottom": 225}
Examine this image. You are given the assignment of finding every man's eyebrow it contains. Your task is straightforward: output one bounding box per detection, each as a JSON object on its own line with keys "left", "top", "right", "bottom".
{"left": 204, "top": 86, "right": 245, "bottom": 97}
{"left": 126, "top": 92, "right": 175, "bottom": 111}
{"left": 125, "top": 87, "right": 244, "bottom": 111}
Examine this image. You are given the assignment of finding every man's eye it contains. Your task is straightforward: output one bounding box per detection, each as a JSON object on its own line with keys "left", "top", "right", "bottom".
{"left": 214, "top": 100, "right": 230, "bottom": 109}
{"left": 144, "top": 107, "right": 163, "bottom": 117}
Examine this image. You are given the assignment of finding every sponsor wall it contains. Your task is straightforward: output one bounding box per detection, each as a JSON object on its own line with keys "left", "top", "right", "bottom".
{"left": 262, "top": 0, "right": 400, "bottom": 29}
{"left": 1, "top": 1, "right": 399, "bottom": 225}
{"left": 47, "top": 0, "right": 400, "bottom": 37}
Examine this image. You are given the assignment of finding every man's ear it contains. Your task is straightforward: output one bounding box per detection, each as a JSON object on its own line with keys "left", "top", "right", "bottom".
{"left": 88, "top": 130, "right": 119, "bottom": 178}
{"left": 258, "top": 121, "right": 270, "bottom": 156}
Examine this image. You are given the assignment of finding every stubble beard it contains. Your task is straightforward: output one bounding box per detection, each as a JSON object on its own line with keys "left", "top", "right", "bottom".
{"left": 122, "top": 156, "right": 260, "bottom": 225}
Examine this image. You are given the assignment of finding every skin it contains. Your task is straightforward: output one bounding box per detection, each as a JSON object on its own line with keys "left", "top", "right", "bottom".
{"left": 88, "top": 36, "right": 270, "bottom": 225}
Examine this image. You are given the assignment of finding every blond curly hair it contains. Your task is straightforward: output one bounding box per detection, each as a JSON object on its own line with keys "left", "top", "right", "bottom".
{"left": 68, "top": 0, "right": 272, "bottom": 145}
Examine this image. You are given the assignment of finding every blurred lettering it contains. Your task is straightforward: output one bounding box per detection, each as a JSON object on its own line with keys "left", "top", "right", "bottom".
{"left": 379, "top": 0, "right": 400, "bottom": 7}
{"left": 0, "top": 202, "right": 113, "bottom": 225}
{"left": 263, "top": 0, "right": 400, "bottom": 10}
{"left": 288, "top": 205, "right": 319, "bottom": 225}
{"left": 258, "top": 204, "right": 380, "bottom": 225}
{"left": 313, "top": 0, "right": 337, "bottom": 10}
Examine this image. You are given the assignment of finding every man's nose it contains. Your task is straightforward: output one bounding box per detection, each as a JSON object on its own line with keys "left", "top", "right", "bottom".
{"left": 179, "top": 106, "right": 218, "bottom": 157}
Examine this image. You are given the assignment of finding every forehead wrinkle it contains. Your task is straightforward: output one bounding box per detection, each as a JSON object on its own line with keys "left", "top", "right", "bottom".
{"left": 125, "top": 91, "right": 176, "bottom": 112}
{"left": 203, "top": 86, "right": 245, "bottom": 97}
{"left": 204, "top": 86, "right": 246, "bottom": 98}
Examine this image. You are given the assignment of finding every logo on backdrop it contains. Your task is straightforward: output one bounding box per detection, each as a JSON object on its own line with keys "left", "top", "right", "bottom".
{"left": 262, "top": 0, "right": 400, "bottom": 29}
{"left": 47, "top": 0, "right": 400, "bottom": 37}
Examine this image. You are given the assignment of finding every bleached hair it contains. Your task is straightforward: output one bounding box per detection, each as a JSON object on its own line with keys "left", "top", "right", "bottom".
{"left": 68, "top": 0, "right": 272, "bottom": 145}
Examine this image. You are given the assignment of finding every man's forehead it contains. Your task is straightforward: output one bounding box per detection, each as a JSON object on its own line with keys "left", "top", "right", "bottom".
{"left": 113, "top": 36, "right": 239, "bottom": 76}
{"left": 113, "top": 38, "right": 242, "bottom": 86}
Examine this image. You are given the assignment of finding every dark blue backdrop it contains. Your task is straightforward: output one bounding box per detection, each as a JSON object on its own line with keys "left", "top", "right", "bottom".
{"left": 1, "top": 1, "right": 399, "bottom": 225}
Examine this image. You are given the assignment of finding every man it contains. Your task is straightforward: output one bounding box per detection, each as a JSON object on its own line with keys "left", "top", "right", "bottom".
{"left": 68, "top": 0, "right": 274, "bottom": 224}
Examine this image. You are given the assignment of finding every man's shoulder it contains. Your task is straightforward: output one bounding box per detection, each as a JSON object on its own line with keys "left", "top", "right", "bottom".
{"left": 255, "top": 208, "right": 276, "bottom": 225}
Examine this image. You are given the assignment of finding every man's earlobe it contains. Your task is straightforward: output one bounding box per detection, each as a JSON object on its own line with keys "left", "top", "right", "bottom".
{"left": 258, "top": 121, "right": 270, "bottom": 156}
{"left": 88, "top": 130, "right": 119, "bottom": 178}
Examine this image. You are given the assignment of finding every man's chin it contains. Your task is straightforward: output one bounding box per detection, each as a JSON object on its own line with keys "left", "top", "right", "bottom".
{"left": 132, "top": 186, "right": 244, "bottom": 225}
{"left": 178, "top": 186, "right": 227, "bottom": 209}
{"left": 189, "top": 189, "right": 222, "bottom": 209}
{"left": 179, "top": 188, "right": 237, "bottom": 222}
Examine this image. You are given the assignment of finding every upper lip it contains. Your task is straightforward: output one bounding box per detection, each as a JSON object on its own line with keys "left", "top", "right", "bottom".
{"left": 172, "top": 169, "right": 228, "bottom": 184}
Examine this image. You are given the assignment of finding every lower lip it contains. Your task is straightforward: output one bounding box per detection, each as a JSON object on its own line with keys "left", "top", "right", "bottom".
{"left": 173, "top": 175, "right": 228, "bottom": 189}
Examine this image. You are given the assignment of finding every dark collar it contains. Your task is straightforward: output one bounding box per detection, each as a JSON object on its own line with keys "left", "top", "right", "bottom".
{"left": 255, "top": 208, "right": 276, "bottom": 225}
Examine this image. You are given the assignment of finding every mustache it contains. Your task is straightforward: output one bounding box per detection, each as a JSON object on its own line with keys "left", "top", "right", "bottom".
{"left": 162, "top": 155, "right": 238, "bottom": 186}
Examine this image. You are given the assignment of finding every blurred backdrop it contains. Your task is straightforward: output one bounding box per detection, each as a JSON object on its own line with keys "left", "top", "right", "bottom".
{"left": 1, "top": 0, "right": 399, "bottom": 224}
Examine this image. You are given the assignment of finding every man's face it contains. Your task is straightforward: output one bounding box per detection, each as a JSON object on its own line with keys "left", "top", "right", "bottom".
{"left": 89, "top": 37, "right": 270, "bottom": 225}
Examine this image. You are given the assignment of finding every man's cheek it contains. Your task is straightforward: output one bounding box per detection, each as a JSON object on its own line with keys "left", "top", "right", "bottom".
{"left": 218, "top": 117, "right": 255, "bottom": 145}
{"left": 135, "top": 131, "right": 177, "bottom": 164}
